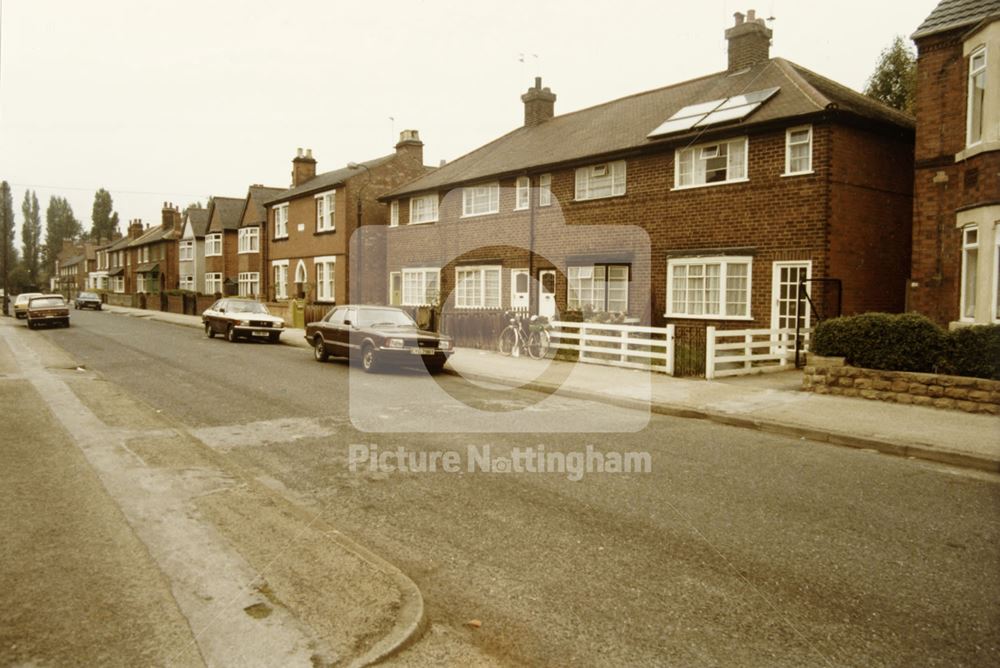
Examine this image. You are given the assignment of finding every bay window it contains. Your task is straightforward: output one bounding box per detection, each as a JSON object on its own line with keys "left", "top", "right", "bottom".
{"left": 238, "top": 272, "right": 260, "bottom": 297}
{"left": 961, "top": 226, "right": 979, "bottom": 321}
{"left": 568, "top": 264, "right": 629, "bottom": 312}
{"left": 455, "top": 265, "right": 501, "bottom": 308}
{"left": 675, "top": 138, "right": 747, "bottom": 188}
{"left": 238, "top": 227, "right": 259, "bottom": 253}
{"left": 205, "top": 273, "right": 222, "bottom": 295}
{"left": 667, "top": 256, "right": 752, "bottom": 319}
{"left": 206, "top": 233, "right": 222, "bottom": 256}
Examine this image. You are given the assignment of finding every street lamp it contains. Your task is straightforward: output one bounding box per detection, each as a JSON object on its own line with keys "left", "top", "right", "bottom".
{"left": 347, "top": 162, "right": 372, "bottom": 303}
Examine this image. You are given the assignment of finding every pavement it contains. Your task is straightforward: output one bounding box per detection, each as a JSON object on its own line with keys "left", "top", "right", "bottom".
{"left": 103, "top": 304, "right": 1000, "bottom": 473}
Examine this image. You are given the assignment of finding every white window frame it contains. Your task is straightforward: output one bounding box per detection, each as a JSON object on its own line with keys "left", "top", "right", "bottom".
{"left": 273, "top": 203, "right": 289, "bottom": 239}
{"left": 784, "top": 125, "right": 813, "bottom": 176}
{"left": 114, "top": 276, "right": 125, "bottom": 294}
{"left": 967, "top": 47, "right": 987, "bottom": 147}
{"left": 666, "top": 256, "right": 753, "bottom": 320}
{"left": 205, "top": 233, "right": 222, "bottom": 257}
{"left": 179, "top": 275, "right": 195, "bottom": 291}
{"left": 994, "top": 226, "right": 1000, "bottom": 324}
{"left": 960, "top": 226, "right": 979, "bottom": 322}
{"left": 462, "top": 182, "right": 500, "bottom": 218}
{"left": 272, "top": 260, "right": 289, "bottom": 300}
{"left": 401, "top": 267, "right": 441, "bottom": 306}
{"left": 515, "top": 176, "right": 530, "bottom": 210}
{"left": 574, "top": 160, "right": 626, "bottom": 201}
{"left": 294, "top": 260, "right": 307, "bottom": 284}
{"left": 238, "top": 272, "right": 260, "bottom": 297}
{"left": 314, "top": 256, "right": 336, "bottom": 303}
{"left": 315, "top": 190, "right": 336, "bottom": 232}
{"left": 389, "top": 200, "right": 399, "bottom": 227}
{"left": 538, "top": 173, "right": 552, "bottom": 207}
{"left": 454, "top": 265, "right": 502, "bottom": 309}
{"left": 567, "top": 264, "right": 630, "bottom": 313}
{"left": 673, "top": 137, "right": 749, "bottom": 190}
{"left": 238, "top": 227, "right": 259, "bottom": 254}
{"left": 179, "top": 240, "right": 194, "bottom": 261}
{"left": 409, "top": 194, "right": 439, "bottom": 224}
{"left": 205, "top": 272, "right": 223, "bottom": 295}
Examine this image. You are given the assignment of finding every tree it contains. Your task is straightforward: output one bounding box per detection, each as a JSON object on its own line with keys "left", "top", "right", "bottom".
{"left": 44, "top": 196, "right": 82, "bottom": 274}
{"left": 0, "top": 181, "right": 14, "bottom": 313}
{"left": 864, "top": 36, "right": 917, "bottom": 114}
{"left": 89, "top": 188, "right": 119, "bottom": 241}
{"left": 21, "top": 190, "right": 42, "bottom": 286}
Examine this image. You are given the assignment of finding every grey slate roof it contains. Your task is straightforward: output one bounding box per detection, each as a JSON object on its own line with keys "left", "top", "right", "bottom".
{"left": 206, "top": 197, "right": 247, "bottom": 233}
{"left": 241, "top": 186, "right": 285, "bottom": 227}
{"left": 263, "top": 155, "right": 395, "bottom": 205}
{"left": 130, "top": 223, "right": 178, "bottom": 247}
{"left": 62, "top": 255, "right": 84, "bottom": 268}
{"left": 107, "top": 236, "right": 132, "bottom": 252}
{"left": 385, "top": 58, "right": 914, "bottom": 199}
{"left": 912, "top": 0, "right": 1000, "bottom": 38}
{"left": 185, "top": 207, "right": 210, "bottom": 237}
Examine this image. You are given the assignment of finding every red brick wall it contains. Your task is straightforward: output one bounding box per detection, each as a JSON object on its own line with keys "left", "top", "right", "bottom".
{"left": 909, "top": 29, "right": 998, "bottom": 325}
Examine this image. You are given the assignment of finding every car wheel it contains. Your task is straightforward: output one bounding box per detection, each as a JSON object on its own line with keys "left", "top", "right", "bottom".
{"left": 361, "top": 343, "right": 378, "bottom": 373}
{"left": 313, "top": 336, "right": 329, "bottom": 362}
{"left": 26, "top": 321, "right": 34, "bottom": 330}
{"left": 269, "top": 332, "right": 280, "bottom": 344}
{"left": 96, "top": 305, "right": 102, "bottom": 311}
{"left": 205, "top": 322, "right": 215, "bottom": 338}
{"left": 226, "top": 325, "right": 239, "bottom": 343}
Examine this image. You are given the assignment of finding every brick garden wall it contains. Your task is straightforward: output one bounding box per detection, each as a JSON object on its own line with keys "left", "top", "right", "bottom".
{"left": 802, "top": 355, "right": 1000, "bottom": 414}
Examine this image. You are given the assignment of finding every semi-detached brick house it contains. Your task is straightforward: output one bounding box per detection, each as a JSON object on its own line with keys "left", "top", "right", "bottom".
{"left": 909, "top": 0, "right": 1000, "bottom": 327}
{"left": 380, "top": 11, "right": 915, "bottom": 333}
{"left": 106, "top": 233, "right": 135, "bottom": 295}
{"left": 236, "top": 185, "right": 284, "bottom": 299}
{"left": 127, "top": 204, "right": 182, "bottom": 296}
{"left": 178, "top": 205, "right": 209, "bottom": 292}
{"left": 261, "top": 133, "right": 431, "bottom": 305}
{"left": 203, "top": 196, "right": 246, "bottom": 297}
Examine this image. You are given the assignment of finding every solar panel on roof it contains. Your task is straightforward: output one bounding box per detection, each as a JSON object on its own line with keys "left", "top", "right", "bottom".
{"left": 647, "top": 87, "right": 780, "bottom": 138}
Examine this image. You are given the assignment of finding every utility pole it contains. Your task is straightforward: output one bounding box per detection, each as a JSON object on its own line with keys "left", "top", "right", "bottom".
{"left": 1, "top": 181, "right": 10, "bottom": 316}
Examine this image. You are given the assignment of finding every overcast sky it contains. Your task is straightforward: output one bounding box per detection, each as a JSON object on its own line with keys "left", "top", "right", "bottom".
{"left": 0, "top": 0, "right": 937, "bottom": 242}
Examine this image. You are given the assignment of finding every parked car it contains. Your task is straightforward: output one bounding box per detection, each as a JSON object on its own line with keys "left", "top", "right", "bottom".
{"left": 306, "top": 305, "right": 453, "bottom": 373}
{"left": 74, "top": 291, "right": 103, "bottom": 310}
{"left": 202, "top": 298, "right": 284, "bottom": 343}
{"left": 26, "top": 294, "right": 70, "bottom": 329}
{"left": 13, "top": 292, "right": 44, "bottom": 319}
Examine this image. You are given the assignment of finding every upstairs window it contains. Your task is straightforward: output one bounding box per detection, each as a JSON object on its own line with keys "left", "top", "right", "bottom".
{"left": 462, "top": 183, "right": 500, "bottom": 217}
{"left": 410, "top": 194, "right": 439, "bottom": 224}
{"left": 675, "top": 138, "right": 747, "bottom": 188}
{"left": 515, "top": 176, "right": 530, "bottom": 210}
{"left": 575, "top": 160, "right": 626, "bottom": 200}
{"left": 205, "top": 233, "right": 222, "bottom": 256}
{"left": 238, "top": 227, "right": 259, "bottom": 253}
{"left": 273, "top": 203, "right": 289, "bottom": 238}
{"left": 316, "top": 191, "right": 336, "bottom": 232}
{"left": 785, "top": 126, "right": 813, "bottom": 175}
{"left": 539, "top": 173, "right": 552, "bottom": 206}
{"left": 179, "top": 240, "right": 193, "bottom": 261}
{"left": 390, "top": 200, "right": 399, "bottom": 227}
{"left": 968, "top": 48, "right": 987, "bottom": 146}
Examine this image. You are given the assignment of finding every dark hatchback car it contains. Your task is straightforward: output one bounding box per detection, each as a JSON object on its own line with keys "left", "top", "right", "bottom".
{"left": 74, "top": 291, "right": 103, "bottom": 310}
{"left": 26, "top": 294, "right": 70, "bottom": 329}
{"left": 306, "top": 305, "right": 453, "bottom": 373}
{"left": 202, "top": 298, "right": 285, "bottom": 343}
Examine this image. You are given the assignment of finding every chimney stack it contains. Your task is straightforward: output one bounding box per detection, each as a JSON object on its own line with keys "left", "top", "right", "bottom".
{"left": 725, "top": 9, "right": 772, "bottom": 72}
{"left": 128, "top": 219, "right": 144, "bottom": 239}
{"left": 161, "top": 201, "right": 181, "bottom": 231}
{"left": 521, "top": 77, "right": 556, "bottom": 127}
{"left": 394, "top": 129, "right": 424, "bottom": 166}
{"left": 292, "top": 147, "right": 317, "bottom": 187}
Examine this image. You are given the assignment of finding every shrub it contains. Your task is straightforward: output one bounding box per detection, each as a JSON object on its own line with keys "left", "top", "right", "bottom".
{"left": 944, "top": 325, "right": 1000, "bottom": 380}
{"left": 812, "top": 312, "right": 946, "bottom": 373}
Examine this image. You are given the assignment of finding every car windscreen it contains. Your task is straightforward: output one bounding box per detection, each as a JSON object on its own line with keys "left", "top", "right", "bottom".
{"left": 227, "top": 301, "right": 268, "bottom": 314}
{"left": 356, "top": 308, "right": 416, "bottom": 328}
{"left": 29, "top": 298, "right": 66, "bottom": 308}
{"left": 15, "top": 294, "right": 41, "bottom": 305}
{"left": 79, "top": 292, "right": 98, "bottom": 299}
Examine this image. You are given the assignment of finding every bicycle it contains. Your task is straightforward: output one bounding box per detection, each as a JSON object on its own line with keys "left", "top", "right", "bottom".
{"left": 498, "top": 311, "right": 550, "bottom": 360}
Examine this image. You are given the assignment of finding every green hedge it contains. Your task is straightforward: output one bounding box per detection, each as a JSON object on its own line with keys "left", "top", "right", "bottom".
{"left": 812, "top": 312, "right": 1000, "bottom": 380}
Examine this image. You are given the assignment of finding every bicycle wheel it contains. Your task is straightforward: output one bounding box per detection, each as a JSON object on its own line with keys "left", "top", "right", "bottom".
{"left": 498, "top": 326, "right": 517, "bottom": 355}
{"left": 527, "top": 329, "right": 550, "bottom": 360}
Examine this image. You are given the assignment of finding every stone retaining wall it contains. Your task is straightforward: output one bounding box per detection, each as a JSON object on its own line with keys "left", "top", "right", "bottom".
{"left": 803, "top": 356, "right": 1000, "bottom": 414}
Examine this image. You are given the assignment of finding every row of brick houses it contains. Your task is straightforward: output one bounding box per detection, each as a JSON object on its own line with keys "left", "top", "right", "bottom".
{"left": 61, "top": 2, "right": 997, "bottom": 334}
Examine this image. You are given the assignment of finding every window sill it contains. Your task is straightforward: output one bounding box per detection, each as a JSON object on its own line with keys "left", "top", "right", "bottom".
{"left": 781, "top": 170, "right": 815, "bottom": 178}
{"left": 460, "top": 211, "right": 499, "bottom": 219}
{"left": 955, "top": 140, "right": 1000, "bottom": 161}
{"left": 573, "top": 193, "right": 626, "bottom": 203}
{"left": 314, "top": 228, "right": 337, "bottom": 235}
{"left": 671, "top": 178, "right": 749, "bottom": 192}
{"left": 205, "top": 253, "right": 222, "bottom": 258}
{"left": 237, "top": 250, "right": 260, "bottom": 255}
{"left": 273, "top": 235, "right": 289, "bottom": 241}
{"left": 664, "top": 313, "right": 754, "bottom": 321}
{"left": 409, "top": 219, "right": 438, "bottom": 225}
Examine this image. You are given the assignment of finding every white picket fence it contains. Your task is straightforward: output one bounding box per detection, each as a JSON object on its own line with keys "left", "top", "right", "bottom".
{"left": 549, "top": 321, "right": 675, "bottom": 374}
{"left": 705, "top": 326, "right": 810, "bottom": 379}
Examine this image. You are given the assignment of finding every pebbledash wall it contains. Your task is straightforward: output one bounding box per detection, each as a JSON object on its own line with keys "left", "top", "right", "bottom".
{"left": 802, "top": 355, "right": 1000, "bottom": 414}
{"left": 384, "top": 120, "right": 913, "bottom": 329}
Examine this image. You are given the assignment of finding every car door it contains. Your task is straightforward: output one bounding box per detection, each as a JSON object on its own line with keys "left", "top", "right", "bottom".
{"left": 317, "top": 307, "right": 344, "bottom": 355}
{"left": 208, "top": 300, "right": 226, "bottom": 334}
{"left": 337, "top": 307, "right": 357, "bottom": 354}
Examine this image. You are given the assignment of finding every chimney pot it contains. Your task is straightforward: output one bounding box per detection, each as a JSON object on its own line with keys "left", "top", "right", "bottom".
{"left": 747, "top": 9, "right": 755, "bottom": 21}
{"left": 725, "top": 8, "right": 772, "bottom": 71}
{"left": 296, "top": 147, "right": 303, "bottom": 158}
{"left": 734, "top": 11, "right": 744, "bottom": 25}
{"left": 306, "top": 148, "right": 313, "bottom": 159}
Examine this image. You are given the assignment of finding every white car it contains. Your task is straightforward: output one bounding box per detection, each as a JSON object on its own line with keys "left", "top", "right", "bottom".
{"left": 201, "top": 298, "right": 285, "bottom": 343}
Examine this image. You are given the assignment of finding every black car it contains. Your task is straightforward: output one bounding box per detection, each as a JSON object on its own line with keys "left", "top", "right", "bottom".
{"left": 74, "top": 291, "right": 102, "bottom": 310}
{"left": 305, "top": 305, "right": 453, "bottom": 373}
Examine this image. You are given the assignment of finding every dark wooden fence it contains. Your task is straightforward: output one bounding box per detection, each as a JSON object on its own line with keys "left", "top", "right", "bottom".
{"left": 438, "top": 308, "right": 527, "bottom": 350}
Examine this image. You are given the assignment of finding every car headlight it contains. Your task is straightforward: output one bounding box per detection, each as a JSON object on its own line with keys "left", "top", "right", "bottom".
{"left": 239, "top": 320, "right": 250, "bottom": 326}
{"left": 277, "top": 320, "right": 285, "bottom": 328}
{"left": 439, "top": 340, "right": 452, "bottom": 351}
{"left": 386, "top": 338, "right": 404, "bottom": 349}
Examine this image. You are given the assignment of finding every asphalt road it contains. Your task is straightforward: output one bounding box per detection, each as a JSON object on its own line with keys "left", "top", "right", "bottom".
{"left": 21, "top": 309, "right": 1000, "bottom": 666}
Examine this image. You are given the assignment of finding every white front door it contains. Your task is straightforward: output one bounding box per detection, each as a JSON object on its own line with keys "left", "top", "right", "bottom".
{"left": 511, "top": 269, "right": 529, "bottom": 310}
{"left": 771, "top": 261, "right": 811, "bottom": 348}
{"left": 538, "top": 270, "right": 556, "bottom": 318}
